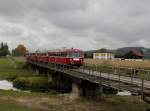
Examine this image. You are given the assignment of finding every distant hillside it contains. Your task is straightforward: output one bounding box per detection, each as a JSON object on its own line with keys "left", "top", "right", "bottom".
{"left": 115, "top": 47, "right": 145, "bottom": 56}
{"left": 114, "top": 47, "right": 150, "bottom": 59}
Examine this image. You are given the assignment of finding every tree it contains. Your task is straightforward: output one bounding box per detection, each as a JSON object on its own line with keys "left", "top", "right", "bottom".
{"left": 0, "top": 42, "right": 10, "bottom": 56}
{"left": 12, "top": 44, "right": 27, "bottom": 56}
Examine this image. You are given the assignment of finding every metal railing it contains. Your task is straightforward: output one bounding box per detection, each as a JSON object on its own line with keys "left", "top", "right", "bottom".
{"left": 28, "top": 60, "right": 150, "bottom": 103}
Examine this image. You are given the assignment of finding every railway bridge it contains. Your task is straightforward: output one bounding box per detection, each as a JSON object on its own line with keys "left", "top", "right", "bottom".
{"left": 27, "top": 60, "right": 150, "bottom": 103}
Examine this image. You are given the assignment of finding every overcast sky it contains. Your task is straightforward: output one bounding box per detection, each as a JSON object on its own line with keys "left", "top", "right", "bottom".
{"left": 0, "top": 0, "right": 150, "bottom": 51}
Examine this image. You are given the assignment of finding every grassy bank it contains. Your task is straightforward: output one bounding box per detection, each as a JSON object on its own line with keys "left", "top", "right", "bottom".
{"left": 0, "top": 90, "right": 149, "bottom": 111}
{"left": 0, "top": 90, "right": 54, "bottom": 111}
{"left": 0, "top": 57, "right": 52, "bottom": 92}
{"left": 0, "top": 57, "right": 37, "bottom": 80}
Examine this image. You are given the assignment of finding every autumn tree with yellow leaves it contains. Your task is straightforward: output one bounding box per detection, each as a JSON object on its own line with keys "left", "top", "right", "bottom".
{"left": 12, "top": 44, "right": 27, "bottom": 56}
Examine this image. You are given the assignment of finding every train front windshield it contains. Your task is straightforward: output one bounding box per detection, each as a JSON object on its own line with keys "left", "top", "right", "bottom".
{"left": 67, "top": 52, "right": 83, "bottom": 58}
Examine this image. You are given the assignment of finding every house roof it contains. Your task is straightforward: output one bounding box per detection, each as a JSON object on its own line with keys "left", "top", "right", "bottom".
{"left": 94, "top": 49, "right": 112, "bottom": 53}
{"left": 125, "top": 49, "right": 143, "bottom": 57}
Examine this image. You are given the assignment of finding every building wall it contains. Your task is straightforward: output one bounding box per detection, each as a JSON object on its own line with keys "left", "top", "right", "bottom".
{"left": 93, "top": 53, "right": 114, "bottom": 60}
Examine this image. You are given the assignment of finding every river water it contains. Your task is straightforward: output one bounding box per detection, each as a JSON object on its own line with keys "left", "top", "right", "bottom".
{"left": 117, "top": 91, "right": 131, "bottom": 96}
{"left": 0, "top": 80, "right": 18, "bottom": 91}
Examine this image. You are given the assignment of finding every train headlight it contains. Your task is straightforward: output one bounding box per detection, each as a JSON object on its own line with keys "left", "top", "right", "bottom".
{"left": 73, "top": 58, "right": 79, "bottom": 61}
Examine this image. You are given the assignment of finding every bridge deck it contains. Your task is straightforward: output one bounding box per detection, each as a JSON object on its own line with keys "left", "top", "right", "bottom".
{"left": 28, "top": 61, "right": 150, "bottom": 102}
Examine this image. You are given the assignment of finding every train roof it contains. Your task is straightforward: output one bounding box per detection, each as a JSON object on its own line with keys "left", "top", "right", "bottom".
{"left": 48, "top": 48, "right": 83, "bottom": 53}
{"left": 27, "top": 48, "right": 83, "bottom": 54}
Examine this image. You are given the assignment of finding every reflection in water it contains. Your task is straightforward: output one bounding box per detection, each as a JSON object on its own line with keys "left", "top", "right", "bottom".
{"left": 117, "top": 91, "right": 131, "bottom": 96}
{"left": 0, "top": 80, "right": 18, "bottom": 91}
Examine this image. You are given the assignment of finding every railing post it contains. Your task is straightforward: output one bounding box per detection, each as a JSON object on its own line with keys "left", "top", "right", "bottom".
{"left": 141, "top": 78, "right": 144, "bottom": 100}
{"left": 100, "top": 70, "right": 102, "bottom": 79}
{"left": 118, "top": 68, "right": 121, "bottom": 90}
{"left": 63, "top": 64, "right": 65, "bottom": 73}
{"left": 99, "top": 70, "right": 104, "bottom": 96}
{"left": 92, "top": 65, "right": 94, "bottom": 75}
{"left": 99, "top": 70, "right": 102, "bottom": 85}
{"left": 114, "top": 67, "right": 117, "bottom": 75}
{"left": 108, "top": 72, "right": 110, "bottom": 86}
{"left": 82, "top": 66, "right": 84, "bottom": 73}
{"left": 129, "top": 68, "right": 134, "bottom": 92}
{"left": 131, "top": 68, "right": 133, "bottom": 84}
{"left": 148, "top": 71, "right": 150, "bottom": 80}
{"left": 89, "top": 66, "right": 90, "bottom": 75}
{"left": 54, "top": 63, "right": 56, "bottom": 71}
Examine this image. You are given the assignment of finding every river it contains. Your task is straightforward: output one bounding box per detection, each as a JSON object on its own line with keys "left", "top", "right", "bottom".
{"left": 0, "top": 80, "right": 132, "bottom": 96}
{"left": 0, "top": 80, "right": 18, "bottom": 91}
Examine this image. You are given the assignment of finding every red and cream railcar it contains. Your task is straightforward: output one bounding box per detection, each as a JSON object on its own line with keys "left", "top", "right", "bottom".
{"left": 26, "top": 53, "right": 37, "bottom": 62}
{"left": 47, "top": 48, "right": 84, "bottom": 66}
{"left": 36, "top": 52, "right": 49, "bottom": 63}
{"left": 26, "top": 48, "right": 84, "bottom": 66}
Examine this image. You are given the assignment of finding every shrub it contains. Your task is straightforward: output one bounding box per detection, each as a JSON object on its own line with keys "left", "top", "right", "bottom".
{"left": 13, "top": 77, "right": 52, "bottom": 91}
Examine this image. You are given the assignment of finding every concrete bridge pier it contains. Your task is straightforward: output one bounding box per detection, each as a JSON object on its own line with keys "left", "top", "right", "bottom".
{"left": 99, "top": 85, "right": 104, "bottom": 96}
{"left": 71, "top": 80, "right": 102, "bottom": 98}
{"left": 35, "top": 68, "right": 40, "bottom": 74}
{"left": 28, "top": 64, "right": 40, "bottom": 74}
{"left": 71, "top": 83, "right": 81, "bottom": 98}
{"left": 39, "top": 68, "right": 48, "bottom": 75}
{"left": 47, "top": 72, "right": 53, "bottom": 82}
{"left": 80, "top": 80, "right": 101, "bottom": 97}
{"left": 51, "top": 72, "right": 72, "bottom": 93}
{"left": 27, "top": 63, "right": 36, "bottom": 71}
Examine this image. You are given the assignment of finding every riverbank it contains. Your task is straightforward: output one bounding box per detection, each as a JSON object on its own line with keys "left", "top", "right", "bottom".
{"left": 0, "top": 57, "right": 54, "bottom": 92}
{"left": 0, "top": 89, "right": 149, "bottom": 111}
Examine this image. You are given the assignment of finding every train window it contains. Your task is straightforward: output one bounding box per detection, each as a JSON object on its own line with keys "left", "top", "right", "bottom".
{"left": 67, "top": 52, "right": 81, "bottom": 58}
{"left": 61, "top": 52, "right": 67, "bottom": 57}
{"left": 48, "top": 53, "right": 54, "bottom": 56}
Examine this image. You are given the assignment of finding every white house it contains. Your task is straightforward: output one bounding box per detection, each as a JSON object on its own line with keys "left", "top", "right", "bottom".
{"left": 93, "top": 52, "right": 114, "bottom": 60}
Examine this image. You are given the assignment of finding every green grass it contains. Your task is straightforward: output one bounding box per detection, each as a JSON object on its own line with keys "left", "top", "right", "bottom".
{"left": 0, "top": 89, "right": 55, "bottom": 111}
{"left": 0, "top": 89, "right": 149, "bottom": 111}
{"left": 0, "top": 89, "right": 54, "bottom": 98}
{"left": 13, "top": 77, "right": 52, "bottom": 91}
{"left": 0, "top": 100, "right": 33, "bottom": 111}
{"left": 0, "top": 57, "right": 41, "bottom": 80}
{"left": 105, "top": 96, "right": 150, "bottom": 111}
{"left": 0, "top": 57, "right": 15, "bottom": 69}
